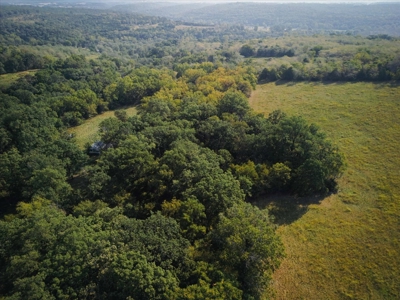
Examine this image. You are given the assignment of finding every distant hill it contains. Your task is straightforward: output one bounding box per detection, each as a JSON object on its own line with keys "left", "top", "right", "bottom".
{"left": 2, "top": 1, "right": 400, "bottom": 36}
{"left": 112, "top": 2, "right": 400, "bottom": 36}
{"left": 112, "top": 2, "right": 212, "bottom": 18}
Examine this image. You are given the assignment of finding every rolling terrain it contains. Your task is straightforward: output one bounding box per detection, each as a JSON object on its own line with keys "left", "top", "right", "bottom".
{"left": 1, "top": 4, "right": 400, "bottom": 298}
{"left": 250, "top": 82, "right": 400, "bottom": 299}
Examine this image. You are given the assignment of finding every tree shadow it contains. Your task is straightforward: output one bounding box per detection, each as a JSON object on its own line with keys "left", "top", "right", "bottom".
{"left": 320, "top": 80, "right": 352, "bottom": 86}
{"left": 251, "top": 193, "right": 327, "bottom": 225}
{"left": 274, "top": 79, "right": 296, "bottom": 86}
{"left": 269, "top": 80, "right": 400, "bottom": 88}
{"left": 274, "top": 80, "right": 351, "bottom": 87}
{"left": 372, "top": 81, "right": 400, "bottom": 88}
{"left": 0, "top": 200, "right": 18, "bottom": 219}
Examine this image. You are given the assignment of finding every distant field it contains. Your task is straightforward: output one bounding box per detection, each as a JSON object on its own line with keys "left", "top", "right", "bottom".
{"left": 68, "top": 106, "right": 137, "bottom": 149}
{"left": 250, "top": 82, "right": 400, "bottom": 299}
{"left": 0, "top": 70, "right": 38, "bottom": 89}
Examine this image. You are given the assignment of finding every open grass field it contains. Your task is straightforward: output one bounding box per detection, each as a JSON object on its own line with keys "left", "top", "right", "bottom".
{"left": 68, "top": 106, "right": 137, "bottom": 149}
{"left": 0, "top": 70, "right": 38, "bottom": 90}
{"left": 250, "top": 82, "right": 400, "bottom": 299}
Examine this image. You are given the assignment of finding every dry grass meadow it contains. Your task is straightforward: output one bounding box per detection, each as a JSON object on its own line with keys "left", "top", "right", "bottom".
{"left": 250, "top": 82, "right": 400, "bottom": 299}
{"left": 68, "top": 106, "right": 137, "bottom": 149}
{"left": 0, "top": 70, "right": 38, "bottom": 90}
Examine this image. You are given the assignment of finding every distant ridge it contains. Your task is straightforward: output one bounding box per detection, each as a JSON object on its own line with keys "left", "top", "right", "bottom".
{"left": 111, "top": 2, "right": 400, "bottom": 36}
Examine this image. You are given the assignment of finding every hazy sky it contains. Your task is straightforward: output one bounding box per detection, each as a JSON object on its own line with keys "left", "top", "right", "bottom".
{"left": 133, "top": 0, "right": 400, "bottom": 3}
{"left": 113, "top": 0, "right": 400, "bottom": 3}
{"left": 127, "top": 0, "right": 400, "bottom": 2}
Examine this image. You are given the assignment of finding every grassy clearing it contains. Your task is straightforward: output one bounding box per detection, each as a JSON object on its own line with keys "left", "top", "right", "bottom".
{"left": 250, "top": 82, "right": 400, "bottom": 299}
{"left": 0, "top": 70, "right": 38, "bottom": 90}
{"left": 68, "top": 106, "right": 137, "bottom": 149}
{"left": 240, "top": 35, "right": 400, "bottom": 74}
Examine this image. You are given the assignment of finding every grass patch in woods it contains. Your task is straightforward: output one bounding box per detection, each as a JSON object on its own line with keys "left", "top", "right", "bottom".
{"left": 68, "top": 106, "right": 137, "bottom": 149}
{"left": 250, "top": 82, "right": 400, "bottom": 299}
{"left": 0, "top": 70, "right": 38, "bottom": 90}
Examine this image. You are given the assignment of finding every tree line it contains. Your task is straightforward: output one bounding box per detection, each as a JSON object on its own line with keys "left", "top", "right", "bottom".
{"left": 238, "top": 39, "right": 400, "bottom": 82}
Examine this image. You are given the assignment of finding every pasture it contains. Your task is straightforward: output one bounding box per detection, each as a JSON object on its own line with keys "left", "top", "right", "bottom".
{"left": 250, "top": 82, "right": 400, "bottom": 299}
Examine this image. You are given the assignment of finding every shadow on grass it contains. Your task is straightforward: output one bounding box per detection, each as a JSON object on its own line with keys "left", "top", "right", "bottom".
{"left": 274, "top": 80, "right": 352, "bottom": 87}
{"left": 251, "top": 193, "right": 327, "bottom": 225}
{"left": 274, "top": 79, "right": 296, "bottom": 86}
{"left": 372, "top": 81, "right": 400, "bottom": 88}
{"left": 321, "top": 80, "right": 400, "bottom": 87}
{"left": 257, "top": 79, "right": 303, "bottom": 87}
{"left": 261, "top": 79, "right": 400, "bottom": 88}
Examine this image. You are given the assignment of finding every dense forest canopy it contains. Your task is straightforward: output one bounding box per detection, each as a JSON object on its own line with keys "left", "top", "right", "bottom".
{"left": 0, "top": 3, "right": 398, "bottom": 299}
{"left": 3, "top": 1, "right": 400, "bottom": 36}
{"left": 0, "top": 54, "right": 344, "bottom": 297}
{"left": 1, "top": 5, "right": 399, "bottom": 81}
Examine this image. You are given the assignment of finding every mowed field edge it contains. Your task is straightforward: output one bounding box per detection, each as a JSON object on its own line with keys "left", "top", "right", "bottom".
{"left": 249, "top": 82, "right": 400, "bottom": 299}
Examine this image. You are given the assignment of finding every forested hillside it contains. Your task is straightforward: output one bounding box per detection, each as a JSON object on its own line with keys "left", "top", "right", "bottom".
{"left": 114, "top": 2, "right": 400, "bottom": 36}
{"left": 0, "top": 4, "right": 399, "bottom": 300}
{"left": 0, "top": 54, "right": 345, "bottom": 300}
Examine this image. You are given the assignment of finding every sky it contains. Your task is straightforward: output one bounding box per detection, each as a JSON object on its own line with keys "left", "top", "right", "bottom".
{"left": 14, "top": 0, "right": 400, "bottom": 5}
{"left": 121, "top": 0, "right": 400, "bottom": 2}
{"left": 110, "top": 0, "right": 400, "bottom": 3}
{"left": 123, "top": 0, "right": 400, "bottom": 3}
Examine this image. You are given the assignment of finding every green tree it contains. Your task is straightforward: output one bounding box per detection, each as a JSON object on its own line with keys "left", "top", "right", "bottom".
{"left": 0, "top": 148, "right": 23, "bottom": 199}
{"left": 160, "top": 140, "right": 244, "bottom": 223}
{"left": 0, "top": 206, "right": 192, "bottom": 299}
{"left": 239, "top": 44, "right": 255, "bottom": 58}
{"left": 27, "top": 167, "right": 71, "bottom": 204}
{"left": 162, "top": 198, "right": 207, "bottom": 242}
{"left": 210, "top": 202, "right": 284, "bottom": 299}
{"left": 217, "top": 90, "right": 250, "bottom": 119}
{"left": 98, "top": 117, "right": 133, "bottom": 146}
{"left": 177, "top": 262, "right": 242, "bottom": 300}
{"left": 98, "top": 250, "right": 178, "bottom": 300}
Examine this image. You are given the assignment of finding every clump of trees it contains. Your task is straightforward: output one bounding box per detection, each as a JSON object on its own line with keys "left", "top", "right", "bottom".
{"left": 257, "top": 55, "right": 400, "bottom": 82}
{"left": 240, "top": 44, "right": 295, "bottom": 58}
{"left": 244, "top": 41, "right": 400, "bottom": 82}
{"left": 0, "top": 46, "right": 51, "bottom": 74}
{"left": 0, "top": 57, "right": 346, "bottom": 299}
